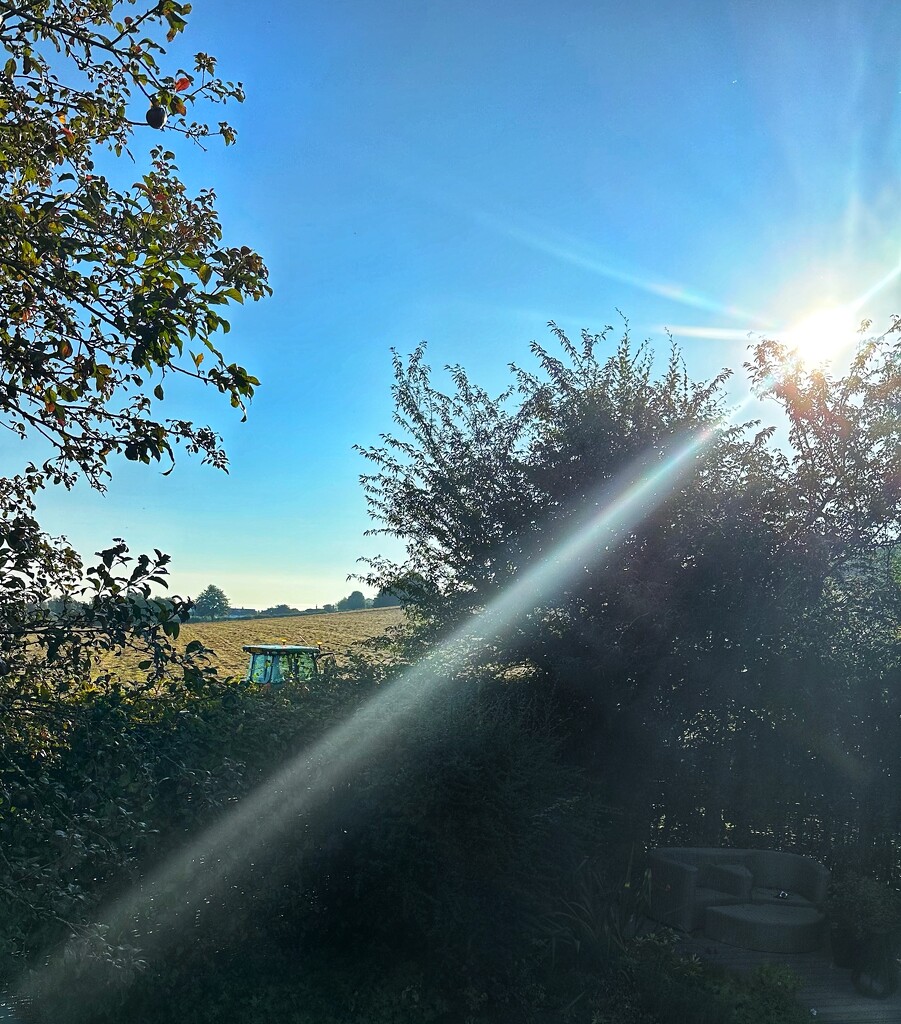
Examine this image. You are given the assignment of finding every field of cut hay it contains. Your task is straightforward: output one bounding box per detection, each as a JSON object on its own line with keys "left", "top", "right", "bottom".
{"left": 181, "top": 607, "right": 405, "bottom": 679}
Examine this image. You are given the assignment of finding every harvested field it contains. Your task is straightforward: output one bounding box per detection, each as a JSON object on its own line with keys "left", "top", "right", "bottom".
{"left": 104, "top": 607, "right": 404, "bottom": 682}
{"left": 188, "top": 606, "right": 403, "bottom": 679}
{"left": 186, "top": 608, "right": 404, "bottom": 677}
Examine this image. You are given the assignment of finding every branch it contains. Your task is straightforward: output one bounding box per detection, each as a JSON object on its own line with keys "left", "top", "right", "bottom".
{"left": 0, "top": 1, "right": 120, "bottom": 55}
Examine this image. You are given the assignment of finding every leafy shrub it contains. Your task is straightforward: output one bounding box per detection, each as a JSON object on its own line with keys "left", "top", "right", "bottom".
{"left": 1, "top": 665, "right": 381, "bottom": 1017}
{"left": 542, "top": 846, "right": 650, "bottom": 964}
{"left": 597, "top": 937, "right": 808, "bottom": 1024}
{"left": 827, "top": 872, "right": 901, "bottom": 940}
{"left": 264, "top": 678, "right": 595, "bottom": 970}
{"left": 5, "top": 667, "right": 596, "bottom": 1022}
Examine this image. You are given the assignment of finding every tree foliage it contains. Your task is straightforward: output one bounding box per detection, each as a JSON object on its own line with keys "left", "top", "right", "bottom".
{"left": 0, "top": 0, "right": 267, "bottom": 671}
{"left": 746, "top": 328, "right": 901, "bottom": 555}
{"left": 0, "top": 0, "right": 268, "bottom": 991}
{"left": 357, "top": 342, "right": 539, "bottom": 627}
{"left": 336, "top": 589, "right": 366, "bottom": 612}
{"left": 259, "top": 602, "right": 300, "bottom": 617}
{"left": 191, "top": 582, "right": 229, "bottom": 620}
{"left": 358, "top": 322, "right": 901, "bottom": 849}
{"left": 0, "top": 0, "right": 269, "bottom": 488}
{"left": 358, "top": 325, "right": 798, "bottom": 643}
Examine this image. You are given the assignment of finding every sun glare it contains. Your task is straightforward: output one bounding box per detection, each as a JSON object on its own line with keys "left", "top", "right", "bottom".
{"left": 785, "top": 305, "right": 857, "bottom": 364}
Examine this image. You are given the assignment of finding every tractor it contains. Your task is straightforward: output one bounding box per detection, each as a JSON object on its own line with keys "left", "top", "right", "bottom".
{"left": 242, "top": 643, "right": 333, "bottom": 689}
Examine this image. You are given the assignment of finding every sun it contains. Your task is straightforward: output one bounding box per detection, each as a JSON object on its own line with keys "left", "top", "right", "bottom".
{"left": 784, "top": 305, "right": 857, "bottom": 364}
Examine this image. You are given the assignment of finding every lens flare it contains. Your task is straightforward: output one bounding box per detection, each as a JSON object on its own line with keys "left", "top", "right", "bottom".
{"left": 18, "top": 402, "right": 753, "bottom": 1017}
{"left": 475, "top": 213, "right": 766, "bottom": 325}
{"left": 665, "top": 248, "right": 901, "bottom": 366}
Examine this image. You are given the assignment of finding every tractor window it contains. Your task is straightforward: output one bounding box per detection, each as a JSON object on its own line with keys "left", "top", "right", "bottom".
{"left": 249, "top": 653, "right": 272, "bottom": 683}
{"left": 294, "top": 652, "right": 316, "bottom": 681}
{"left": 247, "top": 651, "right": 317, "bottom": 685}
{"left": 276, "top": 653, "right": 316, "bottom": 682}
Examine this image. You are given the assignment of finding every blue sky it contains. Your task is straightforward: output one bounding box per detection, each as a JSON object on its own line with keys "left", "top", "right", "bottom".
{"left": 27, "top": 0, "right": 901, "bottom": 608}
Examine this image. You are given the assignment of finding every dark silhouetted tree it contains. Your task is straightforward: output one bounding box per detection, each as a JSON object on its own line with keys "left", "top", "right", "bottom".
{"left": 358, "top": 322, "right": 901, "bottom": 849}
{"left": 337, "top": 590, "right": 366, "bottom": 611}
{"left": 192, "top": 584, "right": 230, "bottom": 620}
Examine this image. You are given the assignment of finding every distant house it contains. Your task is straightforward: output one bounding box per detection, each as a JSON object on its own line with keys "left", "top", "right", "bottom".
{"left": 228, "top": 607, "right": 259, "bottom": 619}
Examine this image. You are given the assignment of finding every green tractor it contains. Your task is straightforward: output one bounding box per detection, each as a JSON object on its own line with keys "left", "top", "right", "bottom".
{"left": 242, "top": 643, "right": 334, "bottom": 690}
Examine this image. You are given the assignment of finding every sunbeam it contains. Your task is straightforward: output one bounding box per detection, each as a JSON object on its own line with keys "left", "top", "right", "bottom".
{"left": 18, "top": 398, "right": 755, "bottom": 1018}
{"left": 372, "top": 161, "right": 769, "bottom": 331}
{"left": 848, "top": 257, "right": 901, "bottom": 311}
{"left": 662, "top": 326, "right": 761, "bottom": 343}
{"left": 469, "top": 209, "right": 768, "bottom": 326}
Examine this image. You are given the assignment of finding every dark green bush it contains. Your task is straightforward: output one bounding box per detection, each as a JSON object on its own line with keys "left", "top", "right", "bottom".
{"left": 0, "top": 664, "right": 597, "bottom": 1022}
{"left": 0, "top": 663, "right": 826, "bottom": 1024}
{"left": 596, "top": 937, "right": 808, "bottom": 1024}
{"left": 107, "top": 677, "right": 597, "bottom": 1019}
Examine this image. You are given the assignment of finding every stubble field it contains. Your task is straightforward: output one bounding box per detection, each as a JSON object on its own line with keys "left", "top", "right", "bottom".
{"left": 179, "top": 607, "right": 405, "bottom": 679}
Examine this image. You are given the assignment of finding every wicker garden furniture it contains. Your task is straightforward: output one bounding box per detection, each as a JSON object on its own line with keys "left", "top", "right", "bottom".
{"left": 648, "top": 847, "right": 830, "bottom": 953}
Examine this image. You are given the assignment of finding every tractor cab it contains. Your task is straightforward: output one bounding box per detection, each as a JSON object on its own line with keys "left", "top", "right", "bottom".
{"left": 242, "top": 644, "right": 324, "bottom": 688}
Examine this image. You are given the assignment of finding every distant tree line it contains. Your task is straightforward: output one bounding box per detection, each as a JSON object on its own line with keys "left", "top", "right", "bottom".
{"left": 186, "top": 585, "right": 402, "bottom": 620}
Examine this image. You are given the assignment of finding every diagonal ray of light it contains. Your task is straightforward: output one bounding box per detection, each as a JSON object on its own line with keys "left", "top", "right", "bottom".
{"left": 21, "top": 396, "right": 754, "bottom": 1017}
{"left": 376, "top": 162, "right": 769, "bottom": 329}
{"left": 470, "top": 210, "right": 768, "bottom": 327}
{"left": 661, "top": 325, "right": 762, "bottom": 343}
{"left": 848, "top": 257, "right": 901, "bottom": 312}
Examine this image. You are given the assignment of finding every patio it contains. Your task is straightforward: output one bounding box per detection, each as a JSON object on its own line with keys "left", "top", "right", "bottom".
{"left": 675, "top": 930, "right": 901, "bottom": 1023}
